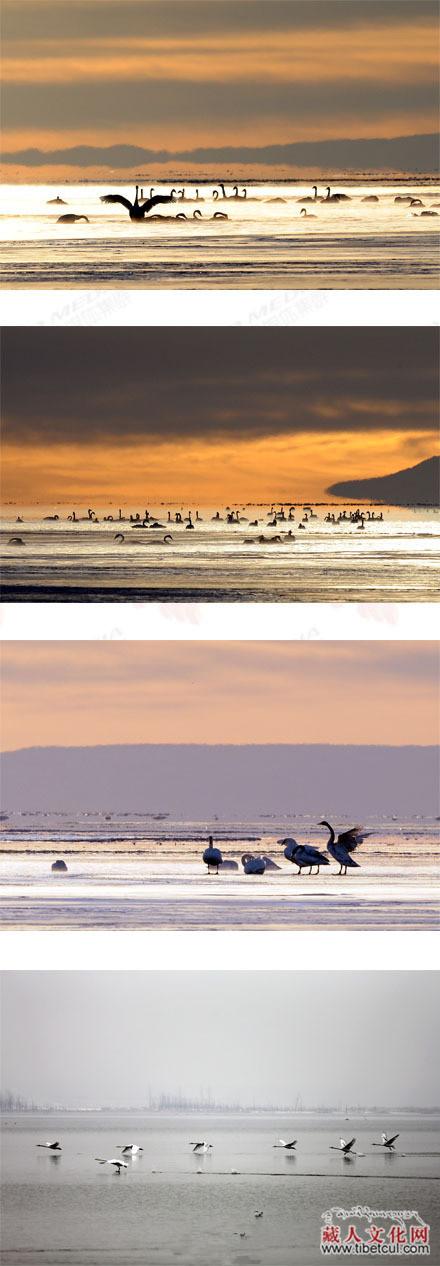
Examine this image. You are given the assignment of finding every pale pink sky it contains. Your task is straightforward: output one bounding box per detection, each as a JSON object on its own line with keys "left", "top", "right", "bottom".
{"left": 2, "top": 641, "right": 437, "bottom": 751}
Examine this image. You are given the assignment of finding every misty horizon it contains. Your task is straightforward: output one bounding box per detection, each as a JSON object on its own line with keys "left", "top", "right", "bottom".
{"left": 2, "top": 973, "right": 439, "bottom": 1111}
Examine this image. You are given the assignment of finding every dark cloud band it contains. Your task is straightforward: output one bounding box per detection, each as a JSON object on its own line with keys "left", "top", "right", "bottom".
{"left": 2, "top": 327, "right": 437, "bottom": 445}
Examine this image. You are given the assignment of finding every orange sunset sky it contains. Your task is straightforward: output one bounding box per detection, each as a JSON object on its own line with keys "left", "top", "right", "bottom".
{"left": 1, "top": 1, "right": 438, "bottom": 179}
{"left": 2, "top": 327, "right": 438, "bottom": 506}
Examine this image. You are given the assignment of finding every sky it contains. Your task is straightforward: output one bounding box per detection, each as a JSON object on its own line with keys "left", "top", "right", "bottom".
{"left": 1, "top": 972, "right": 439, "bottom": 1109}
{"left": 2, "top": 327, "right": 438, "bottom": 505}
{"left": 1, "top": 640, "right": 438, "bottom": 751}
{"left": 1, "top": 1, "right": 438, "bottom": 178}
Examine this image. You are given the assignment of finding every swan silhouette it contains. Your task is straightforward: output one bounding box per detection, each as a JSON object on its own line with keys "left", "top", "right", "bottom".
{"left": 203, "top": 836, "right": 223, "bottom": 874}
{"left": 319, "top": 821, "right": 369, "bottom": 874}
{"left": 323, "top": 186, "right": 351, "bottom": 203}
{"left": 298, "top": 185, "right": 319, "bottom": 204}
{"left": 100, "top": 186, "right": 175, "bottom": 220}
{"left": 372, "top": 1133, "right": 400, "bottom": 1150}
{"left": 279, "top": 837, "right": 329, "bottom": 875}
{"left": 57, "top": 214, "right": 89, "bottom": 223}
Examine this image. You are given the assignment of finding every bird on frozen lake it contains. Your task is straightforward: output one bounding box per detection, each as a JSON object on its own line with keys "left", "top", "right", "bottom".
{"left": 279, "top": 837, "right": 329, "bottom": 874}
{"left": 202, "top": 836, "right": 223, "bottom": 874}
{"left": 318, "top": 821, "right": 369, "bottom": 874}
{"left": 37, "top": 1141, "right": 62, "bottom": 1151}
{"left": 241, "top": 853, "right": 266, "bottom": 875}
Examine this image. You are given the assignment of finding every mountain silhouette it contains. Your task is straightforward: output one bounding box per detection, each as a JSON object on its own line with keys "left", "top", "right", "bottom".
{"left": 2, "top": 132, "right": 438, "bottom": 171}
{"left": 1, "top": 744, "right": 437, "bottom": 818}
{"left": 327, "top": 456, "right": 439, "bottom": 506}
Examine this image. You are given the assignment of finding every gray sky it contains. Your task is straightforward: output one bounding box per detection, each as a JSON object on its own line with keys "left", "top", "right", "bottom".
{"left": 3, "top": 327, "right": 438, "bottom": 504}
{"left": 1, "top": 972, "right": 439, "bottom": 1109}
{"left": 2, "top": 1, "right": 438, "bottom": 173}
{"left": 4, "top": 327, "right": 437, "bottom": 444}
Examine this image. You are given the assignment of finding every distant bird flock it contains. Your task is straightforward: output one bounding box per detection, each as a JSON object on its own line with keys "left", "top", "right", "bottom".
{"left": 46, "top": 183, "right": 440, "bottom": 225}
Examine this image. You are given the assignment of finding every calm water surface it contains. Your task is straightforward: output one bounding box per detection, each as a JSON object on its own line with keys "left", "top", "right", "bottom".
{"left": 2, "top": 1113, "right": 439, "bottom": 1265}
{"left": 1, "top": 180, "right": 439, "bottom": 288}
{"left": 1, "top": 503, "right": 438, "bottom": 602}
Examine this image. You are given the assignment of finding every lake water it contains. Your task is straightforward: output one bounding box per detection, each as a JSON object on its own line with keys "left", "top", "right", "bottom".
{"left": 1, "top": 180, "right": 439, "bottom": 289}
{"left": 1, "top": 503, "right": 438, "bottom": 602}
{"left": 2, "top": 815, "right": 439, "bottom": 931}
{"left": 1, "top": 1113, "right": 439, "bottom": 1265}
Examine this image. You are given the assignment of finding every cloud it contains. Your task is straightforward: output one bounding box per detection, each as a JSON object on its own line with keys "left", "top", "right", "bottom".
{"left": 2, "top": 641, "right": 437, "bottom": 750}
{"left": 2, "top": 327, "right": 437, "bottom": 446}
{"left": 2, "top": 2, "right": 437, "bottom": 160}
{"left": 3, "top": 77, "right": 436, "bottom": 134}
{"left": 3, "top": 2, "right": 437, "bottom": 44}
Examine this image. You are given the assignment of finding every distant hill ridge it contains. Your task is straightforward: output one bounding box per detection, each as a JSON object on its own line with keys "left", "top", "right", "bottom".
{"left": 2, "top": 132, "right": 438, "bottom": 172}
{"left": 328, "top": 456, "right": 439, "bottom": 506}
{"left": 1, "top": 744, "right": 436, "bottom": 817}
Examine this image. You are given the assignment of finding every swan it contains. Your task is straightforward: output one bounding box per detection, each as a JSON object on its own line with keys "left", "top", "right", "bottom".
{"left": 273, "top": 1139, "right": 297, "bottom": 1149}
{"left": 241, "top": 853, "right": 266, "bottom": 875}
{"left": 330, "top": 1137, "right": 356, "bottom": 1155}
{"left": 372, "top": 1133, "right": 399, "bottom": 1150}
{"left": 43, "top": 513, "right": 59, "bottom": 520}
{"left": 100, "top": 186, "right": 175, "bottom": 220}
{"left": 318, "top": 820, "right": 369, "bottom": 874}
{"left": 323, "top": 186, "right": 351, "bottom": 202}
{"left": 279, "top": 837, "right": 329, "bottom": 875}
{"left": 413, "top": 210, "right": 438, "bottom": 216}
{"left": 57, "top": 214, "right": 89, "bottom": 223}
{"left": 118, "top": 1145, "right": 143, "bottom": 1155}
{"left": 51, "top": 859, "right": 68, "bottom": 872}
{"left": 298, "top": 185, "right": 318, "bottom": 204}
{"left": 300, "top": 207, "right": 317, "bottom": 218}
{"left": 47, "top": 196, "right": 67, "bottom": 204}
{"left": 203, "top": 836, "right": 223, "bottom": 874}
{"left": 194, "top": 208, "right": 229, "bottom": 221}
{"left": 8, "top": 536, "right": 25, "bottom": 545}
{"left": 95, "top": 1158, "right": 128, "bottom": 1172}
{"left": 37, "top": 1141, "right": 61, "bottom": 1150}
{"left": 191, "top": 1142, "right": 213, "bottom": 1154}
{"left": 361, "top": 195, "right": 379, "bottom": 202}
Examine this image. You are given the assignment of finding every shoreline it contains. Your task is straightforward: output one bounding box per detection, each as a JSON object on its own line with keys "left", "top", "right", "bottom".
{"left": 2, "top": 277, "right": 438, "bottom": 291}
